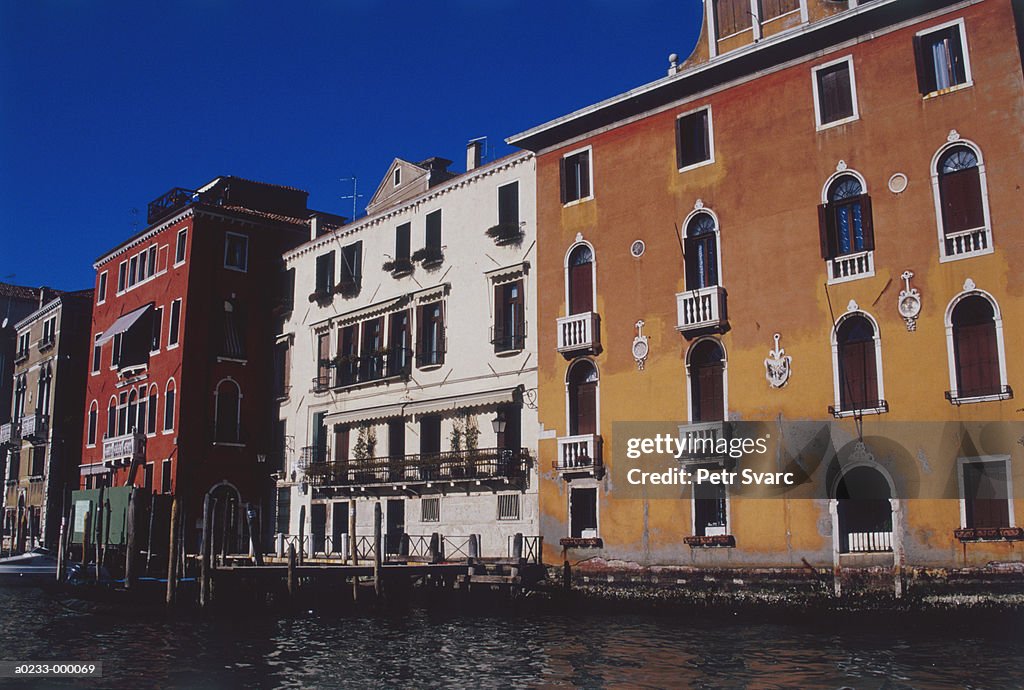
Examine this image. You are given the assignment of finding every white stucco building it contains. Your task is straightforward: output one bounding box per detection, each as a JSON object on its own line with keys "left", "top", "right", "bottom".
{"left": 274, "top": 146, "right": 537, "bottom": 560}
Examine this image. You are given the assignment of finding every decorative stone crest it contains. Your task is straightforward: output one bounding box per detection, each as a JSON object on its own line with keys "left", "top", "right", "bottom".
{"left": 694, "top": 199, "right": 704, "bottom": 210}
{"left": 836, "top": 160, "right": 848, "bottom": 172}
{"left": 764, "top": 333, "right": 792, "bottom": 388}
{"left": 575, "top": 232, "right": 584, "bottom": 243}
{"left": 897, "top": 270, "right": 922, "bottom": 331}
{"left": 632, "top": 320, "right": 650, "bottom": 371}
{"left": 963, "top": 277, "right": 976, "bottom": 291}
{"left": 948, "top": 129, "right": 961, "bottom": 142}
{"left": 847, "top": 299, "right": 859, "bottom": 312}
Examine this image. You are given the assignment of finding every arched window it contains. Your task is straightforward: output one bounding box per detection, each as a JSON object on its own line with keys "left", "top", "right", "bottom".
{"left": 147, "top": 385, "right": 159, "bottom": 435}
{"left": 832, "top": 313, "right": 885, "bottom": 415}
{"left": 13, "top": 375, "right": 27, "bottom": 419}
{"left": 819, "top": 173, "right": 874, "bottom": 282}
{"left": 933, "top": 141, "right": 991, "bottom": 259}
{"left": 107, "top": 396, "right": 117, "bottom": 438}
{"left": 688, "top": 339, "right": 726, "bottom": 422}
{"left": 945, "top": 290, "right": 1008, "bottom": 402}
{"left": 566, "top": 244, "right": 594, "bottom": 315}
{"left": 127, "top": 390, "right": 138, "bottom": 433}
{"left": 214, "top": 379, "right": 241, "bottom": 444}
{"left": 684, "top": 212, "right": 719, "bottom": 289}
{"left": 567, "top": 360, "right": 598, "bottom": 437}
{"left": 37, "top": 364, "right": 52, "bottom": 415}
{"left": 87, "top": 401, "right": 98, "bottom": 447}
{"left": 164, "top": 380, "right": 176, "bottom": 432}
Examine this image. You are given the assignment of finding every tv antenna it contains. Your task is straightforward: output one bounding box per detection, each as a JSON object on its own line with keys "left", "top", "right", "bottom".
{"left": 340, "top": 177, "right": 364, "bottom": 223}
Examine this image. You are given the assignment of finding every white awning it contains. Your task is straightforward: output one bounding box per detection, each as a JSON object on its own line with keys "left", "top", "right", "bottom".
{"left": 403, "top": 387, "right": 520, "bottom": 418}
{"left": 96, "top": 303, "right": 153, "bottom": 345}
{"left": 324, "top": 403, "right": 407, "bottom": 426}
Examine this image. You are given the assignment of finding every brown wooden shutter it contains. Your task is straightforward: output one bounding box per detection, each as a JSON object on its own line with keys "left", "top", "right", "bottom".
{"left": 817, "top": 204, "right": 834, "bottom": 259}
{"left": 675, "top": 117, "right": 684, "bottom": 170}
{"left": 860, "top": 195, "right": 875, "bottom": 250}
{"left": 912, "top": 34, "right": 931, "bottom": 94}
{"left": 693, "top": 363, "right": 725, "bottom": 422}
{"left": 334, "top": 426, "right": 349, "bottom": 464}
{"left": 493, "top": 283, "right": 506, "bottom": 349}
{"left": 559, "top": 157, "right": 567, "bottom": 204}
{"left": 840, "top": 340, "right": 877, "bottom": 408}
{"left": 579, "top": 153, "right": 591, "bottom": 198}
{"left": 574, "top": 382, "right": 597, "bottom": 436}
{"left": 940, "top": 167, "right": 984, "bottom": 234}
{"left": 569, "top": 262, "right": 594, "bottom": 314}
{"left": 955, "top": 321, "right": 1000, "bottom": 397}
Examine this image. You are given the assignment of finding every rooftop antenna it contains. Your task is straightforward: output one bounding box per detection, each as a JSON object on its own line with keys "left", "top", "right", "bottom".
{"left": 340, "top": 177, "right": 364, "bottom": 223}
{"left": 468, "top": 136, "right": 489, "bottom": 163}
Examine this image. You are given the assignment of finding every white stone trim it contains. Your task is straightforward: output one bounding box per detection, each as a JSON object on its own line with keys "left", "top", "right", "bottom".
{"left": 956, "top": 455, "right": 1015, "bottom": 528}
{"left": 942, "top": 285, "right": 1008, "bottom": 403}
{"left": 830, "top": 309, "right": 885, "bottom": 416}
{"left": 930, "top": 136, "right": 993, "bottom": 262}
{"left": 811, "top": 54, "right": 860, "bottom": 131}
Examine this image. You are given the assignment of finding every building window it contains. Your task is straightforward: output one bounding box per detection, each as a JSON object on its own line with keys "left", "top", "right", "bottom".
{"left": 315, "top": 251, "right": 335, "bottom": 297}
{"left": 97, "top": 272, "right": 107, "bottom": 304}
{"left": 92, "top": 335, "right": 102, "bottom": 374}
{"left": 566, "top": 244, "right": 594, "bottom": 315}
{"left": 915, "top": 19, "right": 971, "bottom": 95}
{"left": 175, "top": 229, "right": 187, "bottom": 265}
{"left": 87, "top": 402, "right": 98, "bottom": 447}
{"left": 684, "top": 212, "right": 719, "bottom": 290}
{"left": 128, "top": 256, "right": 139, "bottom": 288}
{"left": 147, "top": 385, "right": 158, "bottom": 435}
{"left": 934, "top": 142, "right": 990, "bottom": 260}
{"left": 497, "top": 494, "right": 521, "bottom": 521}
{"left": 336, "top": 325, "right": 359, "bottom": 387}
{"left": 106, "top": 397, "right": 117, "bottom": 439}
{"left": 214, "top": 379, "right": 241, "bottom": 444}
{"left": 315, "top": 332, "right": 331, "bottom": 391}
{"left": 162, "top": 459, "right": 173, "bottom": 494}
{"left": 221, "top": 300, "right": 246, "bottom": 359}
{"left": 714, "top": 0, "right": 752, "bottom": 38}
{"left": 388, "top": 310, "right": 412, "bottom": 377}
{"left": 693, "top": 462, "right": 729, "bottom": 536}
{"left": 812, "top": 56, "right": 858, "bottom": 129}
{"left": 117, "top": 262, "right": 127, "bottom": 293}
{"left": 136, "top": 387, "right": 147, "bottom": 435}
{"left": 339, "top": 242, "right": 362, "bottom": 294}
{"left": 116, "top": 391, "right": 128, "bottom": 436}
{"left": 421, "top": 497, "right": 440, "bottom": 523}
{"left": 688, "top": 339, "right": 726, "bottom": 422}
{"left": 676, "top": 107, "right": 713, "bottom": 171}
{"left": 959, "top": 458, "right": 1012, "bottom": 529}
{"left": 111, "top": 333, "right": 122, "bottom": 369}
{"left": 819, "top": 173, "right": 874, "bottom": 283}
{"left": 567, "top": 360, "right": 598, "bottom": 437}
{"left": 493, "top": 280, "right": 525, "bottom": 353}
{"left": 416, "top": 302, "right": 445, "bottom": 367}
{"left": 560, "top": 148, "right": 592, "bottom": 204}
{"left": 150, "top": 306, "right": 163, "bottom": 353}
{"left": 395, "top": 223, "right": 411, "bottom": 264}
{"left": 224, "top": 233, "right": 249, "bottom": 272}
{"left": 759, "top": 0, "right": 799, "bottom": 21}
{"left": 274, "top": 340, "right": 290, "bottom": 399}
{"left": 569, "top": 486, "right": 598, "bottom": 538}
{"left": 393, "top": 168, "right": 401, "bottom": 187}
{"left": 832, "top": 313, "right": 885, "bottom": 416}
{"left": 945, "top": 292, "right": 1009, "bottom": 403}
{"left": 164, "top": 380, "right": 176, "bottom": 432}
{"left": 423, "top": 210, "right": 443, "bottom": 262}
{"left": 168, "top": 299, "right": 181, "bottom": 347}
{"left": 498, "top": 182, "right": 519, "bottom": 227}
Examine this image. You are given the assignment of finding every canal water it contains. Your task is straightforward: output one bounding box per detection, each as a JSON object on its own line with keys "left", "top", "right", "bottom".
{"left": 0, "top": 587, "right": 1021, "bottom": 688}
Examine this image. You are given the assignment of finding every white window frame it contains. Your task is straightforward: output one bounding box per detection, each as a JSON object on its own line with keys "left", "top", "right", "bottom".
{"left": 562, "top": 238, "right": 598, "bottom": 319}
{"left": 174, "top": 229, "right": 188, "bottom": 267}
{"left": 957, "top": 455, "right": 1014, "bottom": 529}
{"left": 167, "top": 299, "right": 182, "bottom": 349}
{"left": 681, "top": 206, "right": 725, "bottom": 291}
{"left": 224, "top": 232, "right": 249, "bottom": 272}
{"left": 820, "top": 168, "right": 875, "bottom": 285}
{"left": 931, "top": 137, "right": 993, "bottom": 263}
{"left": 943, "top": 286, "right": 1010, "bottom": 404}
{"left": 676, "top": 105, "right": 715, "bottom": 173}
{"left": 86, "top": 400, "right": 98, "bottom": 448}
{"left": 163, "top": 379, "right": 176, "bottom": 434}
{"left": 421, "top": 497, "right": 440, "bottom": 523}
{"left": 830, "top": 309, "right": 886, "bottom": 417}
{"left": 563, "top": 358, "right": 601, "bottom": 438}
{"left": 486, "top": 263, "right": 530, "bottom": 357}
{"left": 150, "top": 306, "right": 163, "bottom": 355}
{"left": 916, "top": 17, "right": 974, "bottom": 99}
{"left": 97, "top": 271, "right": 108, "bottom": 305}
{"left": 117, "top": 261, "right": 127, "bottom": 294}
{"left": 213, "top": 377, "right": 244, "bottom": 446}
{"left": 689, "top": 462, "right": 732, "bottom": 538}
{"left": 811, "top": 55, "right": 860, "bottom": 131}
{"left": 497, "top": 493, "right": 521, "bottom": 521}
{"left": 568, "top": 480, "right": 600, "bottom": 539}
{"left": 561, "top": 145, "right": 594, "bottom": 207}
{"left": 146, "top": 384, "right": 159, "bottom": 438}
{"left": 91, "top": 333, "right": 102, "bottom": 375}
{"left": 684, "top": 336, "right": 729, "bottom": 423}
{"left": 393, "top": 168, "right": 401, "bottom": 188}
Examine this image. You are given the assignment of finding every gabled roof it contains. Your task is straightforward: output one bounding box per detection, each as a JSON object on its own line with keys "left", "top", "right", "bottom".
{"left": 365, "top": 158, "right": 432, "bottom": 215}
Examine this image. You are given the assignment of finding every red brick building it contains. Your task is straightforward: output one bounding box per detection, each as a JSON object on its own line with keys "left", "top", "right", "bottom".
{"left": 81, "top": 177, "right": 337, "bottom": 547}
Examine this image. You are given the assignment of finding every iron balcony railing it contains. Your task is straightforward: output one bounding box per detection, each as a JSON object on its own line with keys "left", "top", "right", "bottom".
{"left": 828, "top": 399, "right": 889, "bottom": 417}
{"left": 298, "top": 446, "right": 329, "bottom": 471}
{"left": 20, "top": 412, "right": 48, "bottom": 443}
{"left": 305, "top": 447, "right": 530, "bottom": 487}
{"left": 491, "top": 322, "right": 527, "bottom": 353}
{"left": 334, "top": 347, "right": 413, "bottom": 388}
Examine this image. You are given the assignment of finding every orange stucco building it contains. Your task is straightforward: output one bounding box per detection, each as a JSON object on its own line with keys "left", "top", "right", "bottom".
{"left": 510, "top": 0, "right": 1024, "bottom": 594}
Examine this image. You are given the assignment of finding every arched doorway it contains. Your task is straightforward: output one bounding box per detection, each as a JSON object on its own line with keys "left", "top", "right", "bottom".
{"left": 206, "top": 483, "right": 244, "bottom": 561}
{"left": 834, "top": 465, "right": 893, "bottom": 554}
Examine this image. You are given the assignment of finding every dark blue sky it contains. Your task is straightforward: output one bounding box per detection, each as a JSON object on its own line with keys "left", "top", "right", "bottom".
{"left": 1, "top": 1, "right": 702, "bottom": 291}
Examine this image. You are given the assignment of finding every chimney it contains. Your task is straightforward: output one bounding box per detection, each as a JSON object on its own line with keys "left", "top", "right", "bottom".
{"left": 466, "top": 139, "right": 484, "bottom": 171}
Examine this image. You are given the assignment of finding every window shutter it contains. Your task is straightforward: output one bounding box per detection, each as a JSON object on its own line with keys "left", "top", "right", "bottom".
{"left": 436, "top": 304, "right": 446, "bottom": 365}
{"left": 912, "top": 35, "right": 931, "bottom": 94}
{"left": 425, "top": 211, "right": 442, "bottom": 250}
{"left": 860, "top": 195, "right": 875, "bottom": 251}
{"left": 675, "top": 118, "right": 684, "bottom": 170}
{"left": 493, "top": 284, "right": 506, "bottom": 348}
{"left": 817, "top": 204, "right": 833, "bottom": 259}
{"left": 941, "top": 167, "right": 984, "bottom": 234}
{"left": 559, "top": 157, "right": 567, "bottom": 204}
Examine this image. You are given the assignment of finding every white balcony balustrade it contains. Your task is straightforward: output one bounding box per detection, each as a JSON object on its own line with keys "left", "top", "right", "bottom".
{"left": 556, "top": 312, "right": 600, "bottom": 354}
{"left": 828, "top": 250, "right": 873, "bottom": 283}
{"left": 555, "top": 434, "right": 602, "bottom": 472}
{"left": 676, "top": 286, "right": 727, "bottom": 335}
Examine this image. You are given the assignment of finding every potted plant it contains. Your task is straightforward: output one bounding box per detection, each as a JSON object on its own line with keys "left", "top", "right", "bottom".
{"left": 412, "top": 246, "right": 444, "bottom": 268}
{"left": 485, "top": 222, "right": 524, "bottom": 246}
{"left": 382, "top": 258, "right": 414, "bottom": 275}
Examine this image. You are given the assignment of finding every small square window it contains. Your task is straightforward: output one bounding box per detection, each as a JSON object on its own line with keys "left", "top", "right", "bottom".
{"left": 225, "top": 233, "right": 249, "bottom": 272}
{"left": 676, "top": 107, "right": 713, "bottom": 171}
{"left": 915, "top": 20, "right": 971, "bottom": 95}
{"left": 421, "top": 497, "right": 440, "bottom": 523}
{"left": 560, "top": 149, "right": 592, "bottom": 204}
{"left": 497, "top": 494, "right": 520, "bottom": 521}
{"left": 813, "top": 57, "right": 858, "bottom": 129}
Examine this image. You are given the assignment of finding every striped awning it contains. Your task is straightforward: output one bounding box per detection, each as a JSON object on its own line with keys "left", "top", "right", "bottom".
{"left": 324, "top": 403, "right": 406, "bottom": 426}
{"left": 403, "top": 387, "right": 520, "bottom": 417}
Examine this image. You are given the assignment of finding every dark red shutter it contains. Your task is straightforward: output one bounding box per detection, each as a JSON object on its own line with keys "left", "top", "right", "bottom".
{"left": 840, "top": 340, "right": 877, "bottom": 409}
{"left": 559, "top": 157, "right": 567, "bottom": 204}
{"left": 574, "top": 382, "right": 597, "bottom": 436}
{"left": 493, "top": 284, "right": 506, "bottom": 349}
{"left": 955, "top": 322, "right": 1000, "bottom": 397}
{"left": 569, "top": 262, "right": 593, "bottom": 314}
{"left": 334, "top": 426, "right": 349, "bottom": 464}
{"left": 912, "top": 35, "right": 931, "bottom": 94}
{"left": 817, "top": 204, "right": 835, "bottom": 259}
{"left": 940, "top": 167, "right": 984, "bottom": 234}
{"left": 693, "top": 363, "right": 725, "bottom": 422}
{"left": 860, "top": 195, "right": 875, "bottom": 250}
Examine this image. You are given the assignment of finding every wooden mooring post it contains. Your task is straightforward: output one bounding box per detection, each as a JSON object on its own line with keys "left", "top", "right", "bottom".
{"left": 298, "top": 505, "right": 306, "bottom": 567}
{"left": 80, "top": 512, "right": 90, "bottom": 569}
{"left": 55, "top": 514, "right": 67, "bottom": 583}
{"left": 245, "top": 504, "right": 263, "bottom": 567}
{"left": 373, "top": 503, "right": 382, "bottom": 599}
{"left": 200, "top": 492, "right": 212, "bottom": 608}
{"left": 166, "top": 496, "right": 179, "bottom": 606}
{"left": 124, "top": 489, "right": 138, "bottom": 590}
{"left": 349, "top": 503, "right": 358, "bottom": 602}
{"left": 286, "top": 544, "right": 297, "bottom": 600}
{"left": 94, "top": 486, "right": 104, "bottom": 583}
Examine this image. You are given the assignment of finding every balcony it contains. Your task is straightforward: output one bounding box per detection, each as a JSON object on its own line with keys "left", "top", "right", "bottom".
{"left": 554, "top": 434, "right": 603, "bottom": 477}
{"left": 828, "top": 250, "right": 873, "bottom": 284}
{"left": 13, "top": 350, "right": 29, "bottom": 365}
{"left": 147, "top": 187, "right": 205, "bottom": 224}
{"left": 676, "top": 286, "right": 727, "bottom": 337}
{"left": 945, "top": 385, "right": 1013, "bottom": 406}
{"left": 676, "top": 421, "right": 727, "bottom": 460}
{"left": 0, "top": 422, "right": 18, "bottom": 447}
{"left": 298, "top": 446, "right": 329, "bottom": 472}
{"left": 828, "top": 399, "right": 889, "bottom": 418}
{"left": 20, "top": 412, "right": 48, "bottom": 444}
{"left": 491, "top": 323, "right": 527, "bottom": 354}
{"left": 312, "top": 375, "right": 332, "bottom": 394}
{"left": 306, "top": 447, "right": 529, "bottom": 489}
{"left": 38, "top": 334, "right": 56, "bottom": 352}
{"left": 943, "top": 227, "right": 991, "bottom": 261}
{"left": 556, "top": 312, "right": 600, "bottom": 355}
{"left": 103, "top": 431, "right": 146, "bottom": 466}
{"left": 334, "top": 348, "right": 412, "bottom": 389}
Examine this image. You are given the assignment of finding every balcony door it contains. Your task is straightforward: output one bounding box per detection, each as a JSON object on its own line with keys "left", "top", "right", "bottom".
{"left": 567, "top": 245, "right": 594, "bottom": 315}
{"left": 689, "top": 340, "right": 725, "bottom": 422}
{"left": 684, "top": 212, "right": 719, "bottom": 290}
{"left": 568, "top": 360, "right": 598, "bottom": 436}
{"left": 385, "top": 499, "right": 405, "bottom": 555}
{"left": 836, "top": 315, "right": 878, "bottom": 411}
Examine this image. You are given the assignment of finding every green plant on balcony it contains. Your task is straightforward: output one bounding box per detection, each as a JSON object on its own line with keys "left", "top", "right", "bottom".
{"left": 411, "top": 246, "right": 444, "bottom": 268}
{"left": 485, "top": 222, "right": 524, "bottom": 246}
{"left": 382, "top": 258, "right": 414, "bottom": 275}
